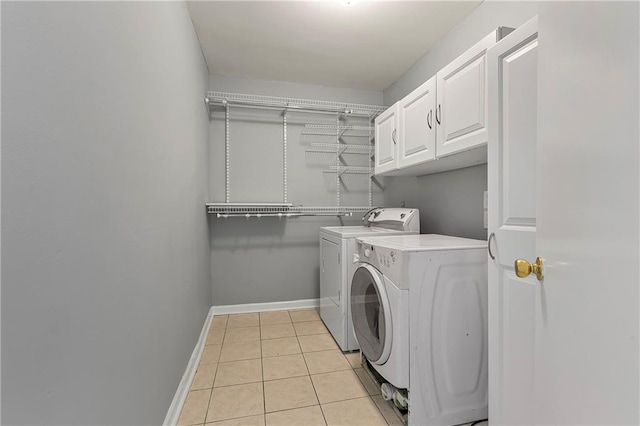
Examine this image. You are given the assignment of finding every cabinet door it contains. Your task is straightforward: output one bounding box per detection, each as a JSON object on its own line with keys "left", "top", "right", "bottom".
{"left": 374, "top": 103, "right": 398, "bottom": 175}
{"left": 436, "top": 31, "right": 496, "bottom": 157}
{"left": 398, "top": 76, "right": 436, "bottom": 169}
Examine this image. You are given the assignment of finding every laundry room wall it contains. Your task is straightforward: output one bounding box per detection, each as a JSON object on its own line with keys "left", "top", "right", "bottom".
{"left": 383, "top": 1, "right": 540, "bottom": 240}
{"left": 208, "top": 75, "right": 384, "bottom": 306}
{"left": 2, "top": 2, "right": 210, "bottom": 424}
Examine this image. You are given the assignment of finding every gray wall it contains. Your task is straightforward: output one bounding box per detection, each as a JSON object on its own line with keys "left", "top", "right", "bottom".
{"left": 209, "top": 75, "right": 384, "bottom": 305}
{"left": 383, "top": 1, "right": 539, "bottom": 240}
{"left": 2, "top": 2, "right": 211, "bottom": 425}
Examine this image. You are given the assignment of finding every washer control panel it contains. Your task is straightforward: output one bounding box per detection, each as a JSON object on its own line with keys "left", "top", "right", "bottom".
{"left": 357, "top": 241, "right": 403, "bottom": 288}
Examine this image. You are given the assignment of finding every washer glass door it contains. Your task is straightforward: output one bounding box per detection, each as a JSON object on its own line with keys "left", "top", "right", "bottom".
{"left": 351, "top": 264, "right": 390, "bottom": 364}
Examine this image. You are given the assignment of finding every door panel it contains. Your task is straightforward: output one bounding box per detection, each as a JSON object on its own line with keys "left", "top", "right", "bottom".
{"left": 487, "top": 18, "right": 539, "bottom": 425}
{"left": 398, "top": 76, "right": 436, "bottom": 168}
{"left": 437, "top": 31, "right": 496, "bottom": 157}
{"left": 374, "top": 104, "right": 398, "bottom": 174}
{"left": 501, "top": 273, "right": 536, "bottom": 423}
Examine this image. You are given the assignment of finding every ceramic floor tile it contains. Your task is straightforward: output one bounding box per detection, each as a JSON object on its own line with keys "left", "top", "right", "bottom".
{"left": 262, "top": 354, "right": 308, "bottom": 381}
{"left": 261, "top": 323, "right": 296, "bottom": 340}
{"left": 227, "top": 313, "right": 260, "bottom": 329}
{"left": 206, "top": 414, "right": 265, "bottom": 426}
{"left": 191, "top": 362, "right": 218, "bottom": 391}
{"left": 260, "top": 310, "right": 291, "bottom": 325}
{"left": 200, "top": 345, "right": 222, "bottom": 365}
{"left": 210, "top": 315, "right": 229, "bottom": 329}
{"left": 311, "top": 370, "right": 368, "bottom": 404}
{"left": 178, "top": 389, "right": 212, "bottom": 426}
{"left": 206, "top": 328, "right": 225, "bottom": 346}
{"left": 371, "top": 395, "right": 404, "bottom": 426}
{"left": 219, "top": 340, "right": 262, "bottom": 362}
{"left": 321, "top": 397, "right": 387, "bottom": 426}
{"left": 293, "top": 321, "right": 328, "bottom": 336}
{"left": 207, "top": 382, "right": 264, "bottom": 423}
{"left": 224, "top": 326, "right": 260, "bottom": 343}
{"left": 261, "top": 337, "right": 301, "bottom": 358}
{"left": 289, "top": 309, "right": 321, "bottom": 323}
{"left": 344, "top": 352, "right": 361, "bottom": 369}
{"left": 303, "top": 350, "right": 351, "bottom": 375}
{"left": 265, "top": 406, "right": 326, "bottom": 426}
{"left": 353, "top": 368, "right": 381, "bottom": 396}
{"left": 214, "top": 358, "right": 263, "bottom": 388}
{"left": 297, "top": 334, "right": 338, "bottom": 353}
{"left": 264, "top": 376, "right": 319, "bottom": 413}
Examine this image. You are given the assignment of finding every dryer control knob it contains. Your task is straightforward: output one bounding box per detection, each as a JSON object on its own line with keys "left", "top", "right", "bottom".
{"left": 364, "top": 248, "right": 371, "bottom": 258}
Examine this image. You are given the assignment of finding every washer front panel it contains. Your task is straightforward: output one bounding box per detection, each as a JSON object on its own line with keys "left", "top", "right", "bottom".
{"left": 350, "top": 264, "right": 392, "bottom": 364}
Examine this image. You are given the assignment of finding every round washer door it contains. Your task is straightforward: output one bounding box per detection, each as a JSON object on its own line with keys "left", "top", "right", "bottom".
{"left": 350, "top": 264, "right": 392, "bottom": 365}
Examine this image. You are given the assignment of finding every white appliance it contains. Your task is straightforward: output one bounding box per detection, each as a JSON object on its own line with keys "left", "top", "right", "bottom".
{"left": 352, "top": 234, "right": 488, "bottom": 426}
{"left": 350, "top": 238, "right": 410, "bottom": 389}
{"left": 319, "top": 208, "right": 419, "bottom": 352}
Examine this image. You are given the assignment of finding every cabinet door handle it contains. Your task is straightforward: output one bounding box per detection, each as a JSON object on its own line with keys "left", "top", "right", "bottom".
{"left": 392, "top": 129, "right": 397, "bottom": 144}
{"left": 427, "top": 110, "right": 433, "bottom": 129}
{"left": 488, "top": 232, "right": 496, "bottom": 260}
{"left": 435, "top": 104, "right": 441, "bottom": 125}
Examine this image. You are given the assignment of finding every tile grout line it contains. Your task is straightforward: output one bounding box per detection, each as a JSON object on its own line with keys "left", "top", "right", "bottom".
{"left": 204, "top": 317, "right": 223, "bottom": 424}
{"left": 298, "top": 326, "right": 329, "bottom": 426}
{"left": 259, "top": 312, "right": 267, "bottom": 422}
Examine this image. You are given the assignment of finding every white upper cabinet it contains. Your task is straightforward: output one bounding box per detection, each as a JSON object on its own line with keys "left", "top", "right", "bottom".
{"left": 436, "top": 31, "right": 497, "bottom": 157}
{"left": 374, "top": 103, "right": 399, "bottom": 175}
{"left": 398, "top": 76, "right": 436, "bottom": 169}
{"left": 375, "top": 27, "right": 512, "bottom": 177}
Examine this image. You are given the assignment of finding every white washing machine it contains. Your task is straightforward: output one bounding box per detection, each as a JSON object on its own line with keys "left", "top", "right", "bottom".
{"left": 350, "top": 238, "right": 410, "bottom": 389}
{"left": 319, "top": 208, "right": 419, "bottom": 352}
{"left": 352, "top": 234, "right": 488, "bottom": 426}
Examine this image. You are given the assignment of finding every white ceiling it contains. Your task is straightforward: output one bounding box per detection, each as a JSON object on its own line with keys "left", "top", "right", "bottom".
{"left": 186, "top": 1, "right": 482, "bottom": 92}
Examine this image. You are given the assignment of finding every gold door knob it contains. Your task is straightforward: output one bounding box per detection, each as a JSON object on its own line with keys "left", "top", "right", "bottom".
{"left": 514, "top": 257, "right": 544, "bottom": 281}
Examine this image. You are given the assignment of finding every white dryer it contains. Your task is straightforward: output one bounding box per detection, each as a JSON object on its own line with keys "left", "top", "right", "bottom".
{"left": 352, "top": 234, "right": 488, "bottom": 426}
{"left": 319, "top": 208, "right": 419, "bottom": 352}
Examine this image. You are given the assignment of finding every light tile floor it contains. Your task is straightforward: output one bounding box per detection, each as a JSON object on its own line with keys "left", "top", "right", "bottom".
{"left": 177, "top": 308, "right": 398, "bottom": 426}
{"left": 176, "top": 308, "right": 490, "bottom": 426}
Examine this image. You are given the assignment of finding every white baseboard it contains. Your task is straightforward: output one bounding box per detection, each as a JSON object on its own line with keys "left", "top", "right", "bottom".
{"left": 163, "top": 306, "right": 215, "bottom": 426}
{"left": 163, "top": 298, "right": 319, "bottom": 424}
{"left": 212, "top": 298, "right": 320, "bottom": 315}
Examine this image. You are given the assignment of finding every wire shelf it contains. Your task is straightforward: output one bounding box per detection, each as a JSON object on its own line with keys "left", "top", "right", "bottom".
{"left": 206, "top": 203, "right": 371, "bottom": 218}
{"left": 301, "top": 124, "right": 375, "bottom": 138}
{"left": 325, "top": 165, "right": 372, "bottom": 174}
{"left": 206, "top": 92, "right": 385, "bottom": 117}
{"left": 307, "top": 143, "right": 372, "bottom": 155}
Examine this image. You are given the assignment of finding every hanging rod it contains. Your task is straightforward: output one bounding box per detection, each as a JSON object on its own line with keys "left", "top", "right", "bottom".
{"left": 206, "top": 91, "right": 385, "bottom": 117}
{"left": 216, "top": 212, "right": 353, "bottom": 219}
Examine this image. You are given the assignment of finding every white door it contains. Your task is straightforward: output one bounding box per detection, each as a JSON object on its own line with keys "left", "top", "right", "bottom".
{"left": 398, "top": 76, "right": 436, "bottom": 169}
{"left": 436, "top": 31, "right": 495, "bottom": 158}
{"left": 487, "top": 17, "right": 539, "bottom": 425}
{"left": 374, "top": 103, "right": 398, "bottom": 175}
{"left": 490, "top": 4, "right": 640, "bottom": 424}
{"left": 534, "top": 3, "right": 638, "bottom": 423}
